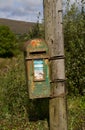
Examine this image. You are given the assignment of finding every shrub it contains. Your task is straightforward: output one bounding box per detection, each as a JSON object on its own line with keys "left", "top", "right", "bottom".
{"left": 0, "top": 25, "right": 19, "bottom": 57}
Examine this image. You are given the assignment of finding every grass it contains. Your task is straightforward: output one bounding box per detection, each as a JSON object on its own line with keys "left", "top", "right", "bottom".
{"left": 0, "top": 56, "right": 85, "bottom": 130}
{"left": 67, "top": 96, "right": 85, "bottom": 130}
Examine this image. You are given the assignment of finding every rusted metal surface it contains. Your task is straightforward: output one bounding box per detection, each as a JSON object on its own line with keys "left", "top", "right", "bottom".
{"left": 24, "top": 39, "right": 50, "bottom": 99}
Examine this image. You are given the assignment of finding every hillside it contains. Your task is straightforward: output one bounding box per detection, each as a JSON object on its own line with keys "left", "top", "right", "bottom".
{"left": 0, "top": 18, "right": 35, "bottom": 34}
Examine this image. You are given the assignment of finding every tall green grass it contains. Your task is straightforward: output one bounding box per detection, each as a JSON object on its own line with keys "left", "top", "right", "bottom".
{"left": 0, "top": 55, "right": 85, "bottom": 130}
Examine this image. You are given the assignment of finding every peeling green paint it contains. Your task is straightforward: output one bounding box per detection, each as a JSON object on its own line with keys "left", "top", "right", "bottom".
{"left": 24, "top": 39, "right": 50, "bottom": 99}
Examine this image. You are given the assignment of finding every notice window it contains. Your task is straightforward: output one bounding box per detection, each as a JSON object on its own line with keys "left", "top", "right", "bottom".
{"left": 33, "top": 59, "right": 44, "bottom": 81}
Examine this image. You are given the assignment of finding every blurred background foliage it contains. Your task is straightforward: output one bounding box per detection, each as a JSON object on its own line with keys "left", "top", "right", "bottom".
{"left": 0, "top": 0, "right": 85, "bottom": 129}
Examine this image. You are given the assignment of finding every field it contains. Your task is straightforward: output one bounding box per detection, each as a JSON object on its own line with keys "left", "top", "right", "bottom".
{"left": 0, "top": 18, "right": 35, "bottom": 34}
{"left": 0, "top": 55, "right": 85, "bottom": 130}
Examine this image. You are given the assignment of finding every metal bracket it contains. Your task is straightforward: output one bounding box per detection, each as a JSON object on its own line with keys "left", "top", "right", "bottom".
{"left": 49, "top": 55, "right": 65, "bottom": 61}
{"left": 50, "top": 79, "right": 66, "bottom": 83}
{"left": 50, "top": 92, "right": 68, "bottom": 99}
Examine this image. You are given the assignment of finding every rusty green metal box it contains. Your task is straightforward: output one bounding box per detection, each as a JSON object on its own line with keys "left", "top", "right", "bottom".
{"left": 24, "top": 39, "right": 50, "bottom": 99}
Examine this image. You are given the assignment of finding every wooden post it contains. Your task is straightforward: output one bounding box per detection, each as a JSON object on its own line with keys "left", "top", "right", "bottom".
{"left": 43, "top": 0, "right": 67, "bottom": 130}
